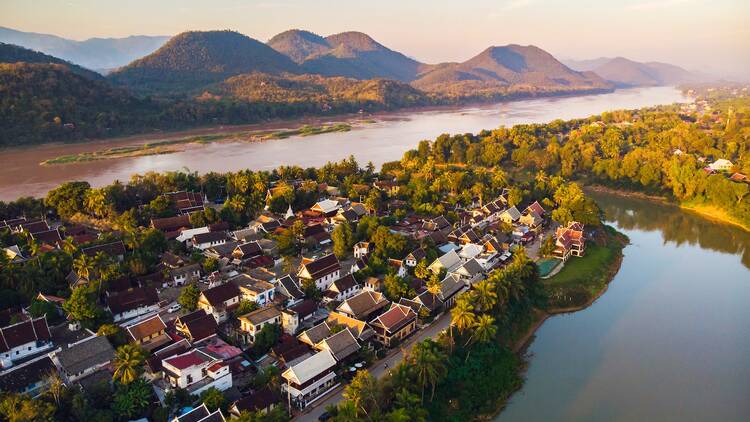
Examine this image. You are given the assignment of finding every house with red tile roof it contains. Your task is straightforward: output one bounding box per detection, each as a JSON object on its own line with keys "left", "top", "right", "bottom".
{"left": 554, "top": 221, "right": 586, "bottom": 262}
{"left": 369, "top": 303, "right": 417, "bottom": 347}
{"left": 297, "top": 253, "right": 341, "bottom": 290}
{"left": 0, "top": 317, "right": 53, "bottom": 369}
{"left": 162, "top": 348, "right": 232, "bottom": 395}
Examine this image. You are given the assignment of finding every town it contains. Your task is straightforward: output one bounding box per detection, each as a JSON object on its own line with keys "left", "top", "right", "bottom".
{"left": 0, "top": 157, "right": 593, "bottom": 421}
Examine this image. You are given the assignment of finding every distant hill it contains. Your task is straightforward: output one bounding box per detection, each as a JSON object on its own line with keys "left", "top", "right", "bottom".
{"left": 268, "top": 30, "right": 425, "bottom": 82}
{"left": 109, "top": 30, "right": 299, "bottom": 93}
{"left": 0, "top": 42, "right": 102, "bottom": 80}
{"left": 0, "top": 26, "right": 168, "bottom": 71}
{"left": 412, "top": 45, "right": 611, "bottom": 99}
{"left": 564, "top": 57, "right": 699, "bottom": 87}
{"left": 210, "top": 73, "right": 430, "bottom": 109}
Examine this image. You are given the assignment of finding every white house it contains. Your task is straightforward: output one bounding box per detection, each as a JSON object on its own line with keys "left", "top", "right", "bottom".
{"left": 297, "top": 254, "right": 341, "bottom": 291}
{"left": 53, "top": 335, "right": 114, "bottom": 383}
{"left": 708, "top": 159, "right": 734, "bottom": 172}
{"left": 192, "top": 231, "right": 228, "bottom": 250}
{"left": 198, "top": 282, "right": 242, "bottom": 323}
{"left": 162, "top": 349, "right": 232, "bottom": 395}
{"left": 176, "top": 227, "right": 210, "bottom": 244}
{"left": 238, "top": 307, "right": 282, "bottom": 344}
{"left": 428, "top": 249, "right": 462, "bottom": 275}
{"left": 0, "top": 317, "right": 53, "bottom": 369}
{"left": 281, "top": 350, "right": 337, "bottom": 409}
{"left": 324, "top": 274, "right": 361, "bottom": 302}
{"left": 106, "top": 287, "right": 160, "bottom": 322}
{"left": 311, "top": 199, "right": 341, "bottom": 215}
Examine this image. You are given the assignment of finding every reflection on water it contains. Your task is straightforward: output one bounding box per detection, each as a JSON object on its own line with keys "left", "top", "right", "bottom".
{"left": 591, "top": 192, "right": 750, "bottom": 270}
{"left": 0, "top": 86, "right": 687, "bottom": 200}
{"left": 498, "top": 192, "right": 750, "bottom": 422}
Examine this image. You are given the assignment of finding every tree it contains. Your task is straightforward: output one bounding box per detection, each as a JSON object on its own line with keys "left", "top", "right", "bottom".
{"left": 413, "top": 260, "right": 430, "bottom": 280}
{"left": 383, "top": 274, "right": 412, "bottom": 302}
{"left": 451, "top": 296, "right": 476, "bottom": 339}
{"left": 539, "top": 235, "right": 556, "bottom": 257}
{"left": 178, "top": 283, "right": 201, "bottom": 311}
{"left": 236, "top": 300, "right": 259, "bottom": 315}
{"left": 63, "top": 286, "right": 100, "bottom": 323}
{"left": 469, "top": 314, "right": 497, "bottom": 346}
{"left": 44, "top": 181, "right": 90, "bottom": 219}
{"left": 200, "top": 387, "right": 226, "bottom": 412}
{"left": 342, "top": 370, "right": 380, "bottom": 418}
{"left": 112, "top": 344, "right": 146, "bottom": 385}
{"left": 0, "top": 392, "right": 55, "bottom": 422}
{"left": 332, "top": 222, "right": 354, "bottom": 259}
{"left": 410, "top": 340, "right": 447, "bottom": 402}
{"left": 112, "top": 379, "right": 152, "bottom": 419}
{"left": 472, "top": 280, "right": 497, "bottom": 313}
{"left": 250, "top": 323, "right": 280, "bottom": 357}
{"left": 28, "top": 299, "right": 60, "bottom": 323}
{"left": 203, "top": 256, "right": 219, "bottom": 273}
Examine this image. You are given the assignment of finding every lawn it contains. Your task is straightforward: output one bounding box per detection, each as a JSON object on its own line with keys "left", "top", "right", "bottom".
{"left": 543, "top": 227, "right": 625, "bottom": 309}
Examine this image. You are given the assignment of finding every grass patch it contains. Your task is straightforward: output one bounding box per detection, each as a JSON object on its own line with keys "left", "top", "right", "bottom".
{"left": 262, "top": 123, "right": 351, "bottom": 139}
{"left": 680, "top": 201, "right": 750, "bottom": 233}
{"left": 543, "top": 226, "right": 626, "bottom": 309}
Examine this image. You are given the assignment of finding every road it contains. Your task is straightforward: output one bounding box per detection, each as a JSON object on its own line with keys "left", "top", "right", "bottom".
{"left": 295, "top": 311, "right": 453, "bottom": 421}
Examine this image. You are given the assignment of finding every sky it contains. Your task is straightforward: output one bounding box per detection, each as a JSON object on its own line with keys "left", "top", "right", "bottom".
{"left": 1, "top": 0, "right": 748, "bottom": 80}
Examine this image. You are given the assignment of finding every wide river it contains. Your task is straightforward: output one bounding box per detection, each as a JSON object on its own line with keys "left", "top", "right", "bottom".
{"left": 0, "top": 86, "right": 686, "bottom": 201}
{"left": 499, "top": 192, "right": 750, "bottom": 421}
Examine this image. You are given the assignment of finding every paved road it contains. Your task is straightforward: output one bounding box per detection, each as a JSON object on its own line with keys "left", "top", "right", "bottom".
{"left": 295, "top": 311, "right": 453, "bottom": 421}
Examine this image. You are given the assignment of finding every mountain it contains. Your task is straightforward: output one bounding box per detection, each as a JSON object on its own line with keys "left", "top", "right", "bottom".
{"left": 0, "top": 42, "right": 102, "bottom": 80}
{"left": 108, "top": 30, "right": 299, "bottom": 94}
{"left": 0, "top": 26, "right": 168, "bottom": 71}
{"left": 565, "top": 57, "right": 698, "bottom": 87}
{"left": 412, "top": 45, "right": 611, "bottom": 99}
{"left": 267, "top": 30, "right": 331, "bottom": 64}
{"left": 268, "top": 30, "right": 425, "bottom": 82}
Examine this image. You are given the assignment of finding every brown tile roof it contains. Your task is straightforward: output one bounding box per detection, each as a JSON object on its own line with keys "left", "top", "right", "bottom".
{"left": 288, "top": 299, "right": 317, "bottom": 319}
{"left": 201, "top": 282, "right": 240, "bottom": 307}
{"left": 337, "top": 291, "right": 389, "bottom": 320}
{"left": 240, "top": 306, "right": 281, "bottom": 326}
{"left": 316, "top": 329, "right": 359, "bottom": 361}
{"left": 151, "top": 215, "right": 191, "bottom": 232}
{"left": 371, "top": 304, "right": 416, "bottom": 333}
{"left": 0, "top": 317, "right": 51, "bottom": 352}
{"left": 300, "top": 254, "right": 340, "bottom": 280}
{"left": 106, "top": 287, "right": 159, "bottom": 314}
{"left": 232, "top": 388, "right": 280, "bottom": 414}
{"left": 175, "top": 310, "right": 218, "bottom": 342}
{"left": 81, "top": 241, "right": 126, "bottom": 257}
{"left": 125, "top": 314, "right": 166, "bottom": 342}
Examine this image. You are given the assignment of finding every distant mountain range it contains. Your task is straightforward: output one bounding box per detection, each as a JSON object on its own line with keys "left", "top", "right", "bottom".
{"left": 0, "top": 42, "right": 102, "bottom": 80}
{"left": 0, "top": 26, "right": 168, "bottom": 72}
{"left": 564, "top": 57, "right": 702, "bottom": 87}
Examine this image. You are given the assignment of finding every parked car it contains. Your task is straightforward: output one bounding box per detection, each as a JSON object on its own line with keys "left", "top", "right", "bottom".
{"left": 167, "top": 303, "right": 182, "bottom": 313}
{"left": 318, "top": 412, "right": 332, "bottom": 421}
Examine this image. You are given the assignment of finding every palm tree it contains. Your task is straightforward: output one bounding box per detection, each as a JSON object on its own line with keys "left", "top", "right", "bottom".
{"left": 43, "top": 371, "right": 65, "bottom": 406}
{"left": 426, "top": 274, "right": 442, "bottom": 305}
{"left": 451, "top": 297, "right": 476, "bottom": 335}
{"left": 73, "top": 254, "right": 92, "bottom": 280}
{"left": 469, "top": 314, "right": 497, "bottom": 345}
{"left": 472, "top": 280, "right": 497, "bottom": 313}
{"left": 411, "top": 341, "right": 447, "bottom": 402}
{"left": 113, "top": 344, "right": 146, "bottom": 385}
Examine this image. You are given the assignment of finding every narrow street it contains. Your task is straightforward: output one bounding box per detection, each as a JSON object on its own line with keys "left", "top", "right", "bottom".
{"left": 295, "top": 311, "right": 453, "bottom": 421}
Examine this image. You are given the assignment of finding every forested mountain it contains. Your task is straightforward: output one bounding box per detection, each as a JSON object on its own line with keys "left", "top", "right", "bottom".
{"left": 0, "top": 42, "right": 102, "bottom": 80}
{"left": 268, "top": 30, "right": 426, "bottom": 82}
{"left": 0, "top": 26, "right": 168, "bottom": 71}
{"left": 412, "top": 45, "right": 611, "bottom": 99}
{"left": 565, "top": 56, "right": 698, "bottom": 87}
{"left": 108, "top": 30, "right": 299, "bottom": 93}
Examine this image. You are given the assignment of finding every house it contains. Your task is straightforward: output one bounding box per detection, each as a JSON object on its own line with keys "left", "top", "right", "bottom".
{"left": 192, "top": 231, "right": 227, "bottom": 250}
{"left": 499, "top": 206, "right": 522, "bottom": 224}
{"left": 404, "top": 248, "right": 426, "bottom": 267}
{"left": 325, "top": 274, "right": 361, "bottom": 302}
{"left": 297, "top": 254, "right": 341, "bottom": 291}
{"left": 281, "top": 350, "right": 337, "bottom": 409}
{"left": 388, "top": 259, "right": 408, "bottom": 277}
{"left": 152, "top": 215, "right": 193, "bottom": 239}
{"left": 422, "top": 216, "right": 451, "bottom": 232}
{"left": 413, "top": 290, "right": 444, "bottom": 315}
{"left": 82, "top": 241, "right": 127, "bottom": 262}
{"left": 297, "top": 322, "right": 331, "bottom": 347}
{"left": 54, "top": 335, "right": 114, "bottom": 383}
{"left": 374, "top": 179, "right": 400, "bottom": 196}
{"left": 369, "top": 303, "right": 417, "bottom": 347}
{"left": 331, "top": 208, "right": 360, "bottom": 225}
{"left": 198, "top": 282, "right": 242, "bottom": 323}
{"left": 170, "top": 263, "right": 201, "bottom": 286}
{"left": 310, "top": 199, "right": 341, "bottom": 216}
{"left": 519, "top": 211, "right": 544, "bottom": 231}
{"left": 730, "top": 172, "right": 748, "bottom": 183}
{"left": 231, "top": 274, "right": 275, "bottom": 306}
{"left": 230, "top": 388, "right": 280, "bottom": 417}
{"left": 458, "top": 243, "right": 483, "bottom": 260}
{"left": 3, "top": 245, "right": 26, "bottom": 263}
{"left": 175, "top": 310, "right": 218, "bottom": 343}
{"left": 315, "top": 329, "right": 360, "bottom": 362}
{"left": 450, "top": 258, "right": 484, "bottom": 285}
{"left": 526, "top": 201, "right": 546, "bottom": 216}
{"left": 176, "top": 226, "right": 210, "bottom": 244}
{"left": 124, "top": 314, "right": 169, "bottom": 351}
{"left": 106, "top": 287, "right": 160, "bottom": 322}
{"left": 0, "top": 355, "right": 57, "bottom": 397}
{"left": 303, "top": 224, "right": 331, "bottom": 247}
{"left": 362, "top": 276, "right": 382, "bottom": 292}
{"left": 0, "top": 317, "right": 53, "bottom": 368}
{"left": 275, "top": 275, "right": 305, "bottom": 307}
{"left": 353, "top": 241, "right": 373, "bottom": 259}
{"left": 232, "top": 241, "right": 263, "bottom": 262}
{"left": 326, "top": 312, "right": 375, "bottom": 344}
{"left": 554, "top": 221, "right": 586, "bottom": 262}
{"left": 281, "top": 300, "right": 318, "bottom": 335}
{"left": 336, "top": 290, "right": 390, "bottom": 321}
{"left": 438, "top": 273, "right": 468, "bottom": 308}
{"left": 428, "top": 249, "right": 462, "bottom": 275}
{"left": 162, "top": 349, "right": 232, "bottom": 395}
{"left": 161, "top": 252, "right": 185, "bottom": 268}
{"left": 31, "top": 228, "right": 63, "bottom": 247}
{"left": 238, "top": 307, "right": 282, "bottom": 344}
{"left": 173, "top": 403, "right": 227, "bottom": 422}
{"left": 708, "top": 158, "right": 734, "bottom": 172}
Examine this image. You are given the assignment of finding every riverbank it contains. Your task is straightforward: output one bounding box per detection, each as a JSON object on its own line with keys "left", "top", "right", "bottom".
{"left": 39, "top": 123, "right": 353, "bottom": 165}
{"left": 586, "top": 185, "right": 750, "bottom": 233}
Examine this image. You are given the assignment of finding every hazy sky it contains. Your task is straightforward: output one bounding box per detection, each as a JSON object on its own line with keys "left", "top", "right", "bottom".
{"left": 2, "top": 0, "right": 748, "bottom": 79}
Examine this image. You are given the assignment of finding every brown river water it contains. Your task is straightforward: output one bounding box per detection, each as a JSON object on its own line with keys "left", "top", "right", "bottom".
{"left": 0, "top": 86, "right": 687, "bottom": 201}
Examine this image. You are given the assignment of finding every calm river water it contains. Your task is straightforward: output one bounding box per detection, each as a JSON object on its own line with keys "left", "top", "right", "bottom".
{"left": 0, "top": 86, "right": 686, "bottom": 201}
{"left": 498, "top": 192, "right": 750, "bottom": 421}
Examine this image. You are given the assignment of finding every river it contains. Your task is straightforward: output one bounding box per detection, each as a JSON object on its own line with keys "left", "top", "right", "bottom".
{"left": 0, "top": 86, "right": 686, "bottom": 201}
{"left": 498, "top": 193, "right": 750, "bottom": 421}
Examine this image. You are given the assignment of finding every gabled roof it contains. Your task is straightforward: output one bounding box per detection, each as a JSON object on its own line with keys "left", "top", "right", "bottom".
{"left": 288, "top": 299, "right": 317, "bottom": 319}
{"left": 336, "top": 291, "right": 389, "bottom": 320}
{"left": 175, "top": 403, "right": 227, "bottom": 422}
{"left": 298, "top": 254, "right": 340, "bottom": 280}
{"left": 453, "top": 258, "right": 483, "bottom": 278}
{"left": 31, "top": 228, "right": 62, "bottom": 245}
{"left": 311, "top": 199, "right": 341, "bottom": 214}
{"left": 0, "top": 355, "right": 56, "bottom": 394}
{"left": 316, "top": 329, "right": 360, "bottom": 362}
{"left": 231, "top": 388, "right": 280, "bottom": 414}
{"left": 106, "top": 287, "right": 159, "bottom": 314}
{"left": 282, "top": 350, "right": 336, "bottom": 385}
{"left": 326, "top": 312, "right": 375, "bottom": 342}
{"left": 526, "top": 200, "right": 546, "bottom": 216}
{"left": 125, "top": 314, "right": 166, "bottom": 342}
{"left": 329, "top": 274, "right": 359, "bottom": 294}
{"left": 193, "top": 231, "right": 227, "bottom": 244}
{"left": 56, "top": 335, "right": 114, "bottom": 375}
{"left": 239, "top": 306, "right": 281, "bottom": 326}
{"left": 429, "top": 249, "right": 462, "bottom": 273}
{"left": 175, "top": 309, "right": 218, "bottom": 342}
{"left": 234, "top": 241, "right": 262, "bottom": 258}
{"left": 82, "top": 241, "right": 126, "bottom": 257}
{"left": 0, "top": 316, "right": 51, "bottom": 352}
{"left": 501, "top": 206, "right": 522, "bottom": 221}
{"left": 152, "top": 215, "right": 191, "bottom": 232}
{"left": 414, "top": 290, "right": 443, "bottom": 312}
{"left": 297, "top": 322, "right": 331, "bottom": 346}
{"left": 201, "top": 282, "right": 241, "bottom": 307}
{"left": 371, "top": 304, "right": 416, "bottom": 333}
{"left": 439, "top": 274, "right": 466, "bottom": 301}
{"left": 406, "top": 248, "right": 426, "bottom": 262}
{"left": 163, "top": 349, "right": 212, "bottom": 371}
{"left": 276, "top": 275, "right": 304, "bottom": 300}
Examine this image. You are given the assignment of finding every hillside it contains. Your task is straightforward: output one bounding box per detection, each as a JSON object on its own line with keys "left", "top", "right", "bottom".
{"left": 565, "top": 56, "right": 698, "bottom": 87}
{"left": 0, "top": 26, "right": 168, "bottom": 71}
{"left": 108, "top": 30, "right": 299, "bottom": 93}
{"left": 0, "top": 62, "right": 159, "bottom": 145}
{"left": 209, "top": 73, "right": 430, "bottom": 110}
{"left": 0, "top": 42, "right": 102, "bottom": 80}
{"left": 412, "top": 45, "right": 612, "bottom": 99}
{"left": 269, "top": 30, "right": 425, "bottom": 82}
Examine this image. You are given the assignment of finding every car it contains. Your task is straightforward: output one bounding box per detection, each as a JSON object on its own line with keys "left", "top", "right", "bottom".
{"left": 318, "top": 412, "right": 332, "bottom": 421}
{"left": 167, "top": 303, "right": 182, "bottom": 313}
